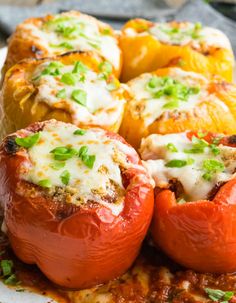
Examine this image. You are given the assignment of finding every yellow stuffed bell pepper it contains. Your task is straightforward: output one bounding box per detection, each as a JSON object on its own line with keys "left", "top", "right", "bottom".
{"left": 119, "top": 67, "right": 236, "bottom": 149}
{"left": 3, "top": 10, "right": 122, "bottom": 79}
{"left": 0, "top": 51, "right": 129, "bottom": 139}
{"left": 120, "top": 19, "right": 234, "bottom": 82}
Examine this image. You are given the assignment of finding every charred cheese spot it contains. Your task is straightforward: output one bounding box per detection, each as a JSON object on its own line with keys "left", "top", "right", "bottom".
{"left": 140, "top": 132, "right": 236, "bottom": 201}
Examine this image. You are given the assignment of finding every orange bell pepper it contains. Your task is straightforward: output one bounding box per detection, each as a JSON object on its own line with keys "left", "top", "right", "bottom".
{"left": 120, "top": 19, "right": 234, "bottom": 82}
{"left": 119, "top": 67, "right": 236, "bottom": 149}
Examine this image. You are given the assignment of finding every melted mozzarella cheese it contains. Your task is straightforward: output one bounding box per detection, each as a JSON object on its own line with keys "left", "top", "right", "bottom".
{"left": 128, "top": 68, "right": 209, "bottom": 127}
{"left": 140, "top": 133, "right": 236, "bottom": 201}
{"left": 20, "top": 12, "right": 120, "bottom": 69}
{"left": 20, "top": 121, "right": 136, "bottom": 215}
{"left": 148, "top": 22, "right": 232, "bottom": 51}
{"left": 32, "top": 62, "right": 125, "bottom": 127}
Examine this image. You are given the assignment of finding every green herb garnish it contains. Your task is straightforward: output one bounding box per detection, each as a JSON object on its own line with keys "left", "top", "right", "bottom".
{"left": 50, "top": 42, "right": 74, "bottom": 50}
{"left": 50, "top": 146, "right": 78, "bottom": 161}
{"left": 72, "top": 61, "right": 89, "bottom": 74}
{"left": 78, "top": 145, "right": 96, "bottom": 168}
{"left": 60, "top": 170, "right": 70, "bottom": 185}
{"left": 166, "top": 143, "right": 178, "bottom": 153}
{"left": 1, "top": 260, "right": 13, "bottom": 277}
{"left": 184, "top": 136, "right": 209, "bottom": 154}
{"left": 38, "top": 179, "right": 52, "bottom": 188}
{"left": 78, "top": 145, "right": 89, "bottom": 157}
{"left": 202, "top": 159, "right": 225, "bottom": 181}
{"left": 0, "top": 259, "right": 19, "bottom": 286}
{"left": 61, "top": 73, "right": 78, "bottom": 85}
{"left": 101, "top": 28, "right": 111, "bottom": 35}
{"left": 56, "top": 88, "right": 67, "bottom": 99}
{"left": 165, "top": 159, "right": 187, "bottom": 168}
{"left": 204, "top": 288, "right": 234, "bottom": 302}
{"left": 82, "top": 154, "right": 96, "bottom": 169}
{"left": 15, "top": 132, "right": 40, "bottom": 148}
{"left": 73, "top": 129, "right": 86, "bottom": 136}
{"left": 71, "top": 89, "right": 87, "bottom": 106}
{"left": 50, "top": 161, "right": 66, "bottom": 170}
{"left": 145, "top": 76, "right": 200, "bottom": 110}
{"left": 98, "top": 61, "right": 113, "bottom": 79}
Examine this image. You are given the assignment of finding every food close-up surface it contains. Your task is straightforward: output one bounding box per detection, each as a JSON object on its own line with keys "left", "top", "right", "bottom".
{"left": 0, "top": 1, "right": 236, "bottom": 303}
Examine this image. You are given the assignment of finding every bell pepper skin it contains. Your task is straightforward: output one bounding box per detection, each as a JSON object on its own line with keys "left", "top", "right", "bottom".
{"left": 119, "top": 68, "right": 236, "bottom": 149}
{"left": 0, "top": 51, "right": 129, "bottom": 139}
{"left": 151, "top": 134, "right": 236, "bottom": 273}
{"left": 120, "top": 19, "right": 234, "bottom": 82}
{"left": 3, "top": 11, "right": 122, "bottom": 79}
{"left": 0, "top": 122, "right": 154, "bottom": 289}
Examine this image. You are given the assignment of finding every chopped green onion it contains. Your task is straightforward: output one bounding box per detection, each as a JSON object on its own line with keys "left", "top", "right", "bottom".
{"left": 78, "top": 145, "right": 96, "bottom": 168}
{"left": 73, "top": 129, "right": 86, "bottom": 136}
{"left": 162, "top": 100, "right": 179, "bottom": 110}
{"left": 72, "top": 61, "right": 89, "bottom": 74}
{"left": 184, "top": 147, "right": 204, "bottom": 154}
{"left": 145, "top": 76, "right": 162, "bottom": 91}
{"left": 166, "top": 143, "right": 178, "bottom": 153}
{"left": 184, "top": 136, "right": 209, "bottom": 154}
{"left": 50, "top": 146, "right": 78, "bottom": 161}
{"left": 61, "top": 73, "right": 78, "bottom": 85}
{"left": 0, "top": 259, "right": 19, "bottom": 285}
{"left": 81, "top": 154, "right": 96, "bottom": 169}
{"left": 15, "top": 132, "right": 40, "bottom": 148}
{"left": 202, "top": 159, "right": 225, "bottom": 181}
{"left": 204, "top": 288, "right": 234, "bottom": 302}
{"left": 197, "top": 131, "right": 208, "bottom": 138}
{"left": 165, "top": 159, "right": 187, "bottom": 168}
{"left": 102, "top": 28, "right": 111, "bottom": 35}
{"left": 79, "top": 145, "right": 88, "bottom": 157}
{"left": 188, "top": 87, "right": 200, "bottom": 94}
{"left": 88, "top": 41, "right": 101, "bottom": 49}
{"left": 1, "top": 260, "right": 13, "bottom": 277}
{"left": 56, "top": 88, "right": 67, "bottom": 99}
{"left": 34, "top": 61, "right": 64, "bottom": 80}
{"left": 4, "top": 274, "right": 19, "bottom": 285}
{"left": 50, "top": 42, "right": 74, "bottom": 50}
{"left": 98, "top": 61, "right": 113, "bottom": 79}
{"left": 186, "top": 158, "right": 195, "bottom": 165}
{"left": 71, "top": 89, "right": 87, "bottom": 106}
{"left": 50, "top": 161, "right": 66, "bottom": 170}
{"left": 60, "top": 170, "right": 70, "bottom": 185}
{"left": 38, "top": 179, "right": 52, "bottom": 188}
{"left": 210, "top": 144, "right": 220, "bottom": 156}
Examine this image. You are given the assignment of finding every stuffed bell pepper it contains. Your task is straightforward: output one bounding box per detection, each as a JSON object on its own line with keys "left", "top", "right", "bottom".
{"left": 120, "top": 19, "right": 234, "bottom": 82}
{"left": 0, "top": 51, "right": 128, "bottom": 139}
{"left": 119, "top": 67, "right": 236, "bottom": 149}
{"left": 0, "top": 119, "right": 154, "bottom": 289}
{"left": 3, "top": 11, "right": 122, "bottom": 78}
{"left": 140, "top": 131, "right": 236, "bottom": 273}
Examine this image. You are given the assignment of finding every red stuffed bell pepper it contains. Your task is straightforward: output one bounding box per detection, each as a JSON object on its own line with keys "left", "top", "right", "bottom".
{"left": 140, "top": 131, "right": 236, "bottom": 273}
{"left": 0, "top": 119, "right": 154, "bottom": 289}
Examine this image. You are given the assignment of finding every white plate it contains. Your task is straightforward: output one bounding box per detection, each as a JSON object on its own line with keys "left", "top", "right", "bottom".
{"left": 0, "top": 46, "right": 58, "bottom": 303}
